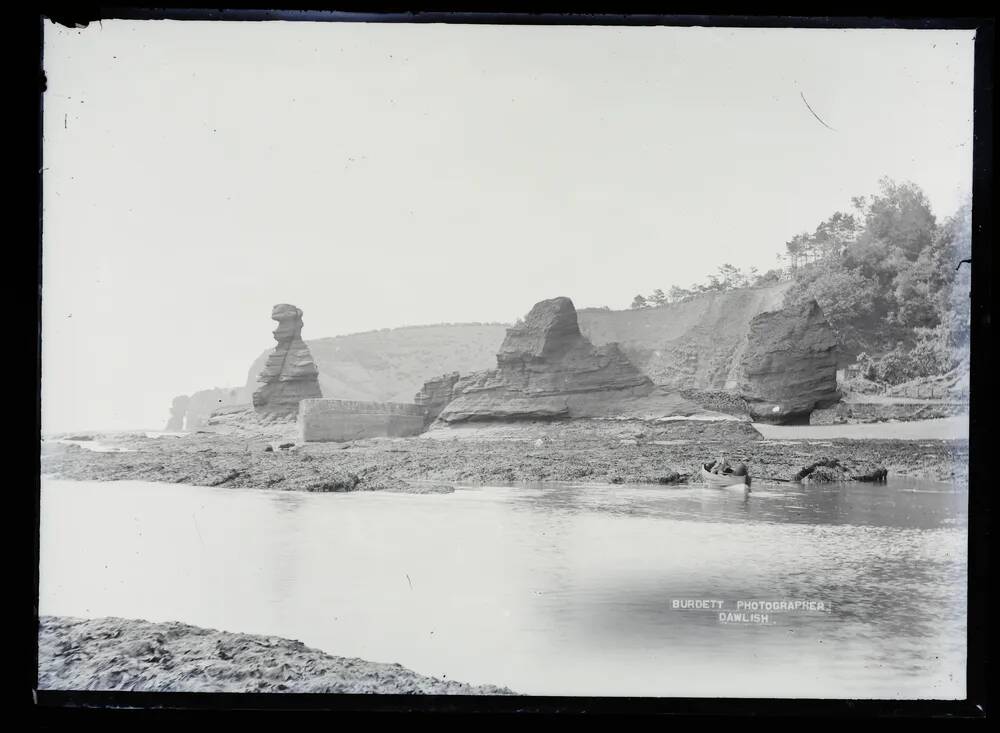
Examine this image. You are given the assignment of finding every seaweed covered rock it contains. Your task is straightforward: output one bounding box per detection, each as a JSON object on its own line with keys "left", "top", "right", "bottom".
{"left": 37, "top": 616, "right": 514, "bottom": 694}
{"left": 793, "top": 457, "right": 887, "bottom": 483}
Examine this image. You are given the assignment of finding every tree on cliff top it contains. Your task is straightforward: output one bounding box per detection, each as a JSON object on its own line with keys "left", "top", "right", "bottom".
{"left": 630, "top": 294, "right": 649, "bottom": 309}
{"left": 637, "top": 264, "right": 783, "bottom": 308}
{"left": 784, "top": 179, "right": 969, "bottom": 383}
{"left": 628, "top": 178, "right": 968, "bottom": 385}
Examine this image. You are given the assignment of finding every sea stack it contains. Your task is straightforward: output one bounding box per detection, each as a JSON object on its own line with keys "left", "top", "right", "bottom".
{"left": 252, "top": 304, "right": 323, "bottom": 417}
{"left": 435, "top": 297, "right": 653, "bottom": 423}
{"left": 164, "top": 395, "right": 190, "bottom": 431}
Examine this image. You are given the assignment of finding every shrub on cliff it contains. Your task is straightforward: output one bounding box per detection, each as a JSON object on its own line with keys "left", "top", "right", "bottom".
{"left": 783, "top": 180, "right": 970, "bottom": 373}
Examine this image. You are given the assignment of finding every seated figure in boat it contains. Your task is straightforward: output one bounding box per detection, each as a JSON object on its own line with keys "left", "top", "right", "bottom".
{"left": 706, "top": 457, "right": 748, "bottom": 476}
{"left": 707, "top": 457, "right": 730, "bottom": 474}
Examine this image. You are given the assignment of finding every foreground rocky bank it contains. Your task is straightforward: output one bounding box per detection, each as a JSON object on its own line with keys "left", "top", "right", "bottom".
{"left": 41, "top": 419, "right": 967, "bottom": 492}
{"left": 38, "top": 616, "right": 514, "bottom": 694}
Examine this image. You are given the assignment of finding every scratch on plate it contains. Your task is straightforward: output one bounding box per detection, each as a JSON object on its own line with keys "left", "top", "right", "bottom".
{"left": 192, "top": 514, "right": 204, "bottom": 547}
{"left": 800, "top": 92, "right": 836, "bottom": 131}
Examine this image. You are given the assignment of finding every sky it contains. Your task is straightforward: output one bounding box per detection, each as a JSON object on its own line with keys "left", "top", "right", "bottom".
{"left": 41, "top": 20, "right": 976, "bottom": 433}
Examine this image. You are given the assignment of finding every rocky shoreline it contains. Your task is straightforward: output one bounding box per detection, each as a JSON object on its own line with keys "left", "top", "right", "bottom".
{"left": 38, "top": 616, "right": 515, "bottom": 694}
{"left": 41, "top": 418, "right": 968, "bottom": 493}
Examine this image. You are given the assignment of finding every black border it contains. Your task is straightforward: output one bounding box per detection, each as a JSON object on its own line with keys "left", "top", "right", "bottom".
{"left": 31, "top": 5, "right": 992, "bottom": 720}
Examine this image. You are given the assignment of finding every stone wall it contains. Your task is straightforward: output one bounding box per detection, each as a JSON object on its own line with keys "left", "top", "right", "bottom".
{"left": 298, "top": 399, "right": 426, "bottom": 443}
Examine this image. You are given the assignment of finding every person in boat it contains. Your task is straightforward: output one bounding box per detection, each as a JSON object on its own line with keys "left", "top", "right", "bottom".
{"left": 706, "top": 458, "right": 748, "bottom": 477}
{"left": 708, "top": 456, "right": 731, "bottom": 474}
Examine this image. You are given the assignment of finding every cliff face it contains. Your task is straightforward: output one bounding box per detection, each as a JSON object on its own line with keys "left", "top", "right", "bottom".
{"left": 185, "top": 387, "right": 251, "bottom": 429}
{"left": 436, "top": 297, "right": 656, "bottom": 423}
{"left": 246, "top": 323, "right": 507, "bottom": 406}
{"left": 736, "top": 300, "right": 840, "bottom": 423}
{"left": 252, "top": 304, "right": 323, "bottom": 417}
{"left": 239, "top": 287, "right": 810, "bottom": 407}
{"left": 576, "top": 284, "right": 793, "bottom": 391}
{"left": 163, "top": 389, "right": 250, "bottom": 431}
{"left": 195, "top": 283, "right": 840, "bottom": 427}
{"left": 574, "top": 284, "right": 840, "bottom": 423}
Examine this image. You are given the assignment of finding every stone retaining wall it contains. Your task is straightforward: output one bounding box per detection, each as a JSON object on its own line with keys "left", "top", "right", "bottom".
{"left": 299, "top": 399, "right": 426, "bottom": 442}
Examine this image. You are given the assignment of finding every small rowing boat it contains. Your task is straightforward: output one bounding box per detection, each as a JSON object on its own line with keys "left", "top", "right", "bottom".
{"left": 701, "top": 464, "right": 750, "bottom": 488}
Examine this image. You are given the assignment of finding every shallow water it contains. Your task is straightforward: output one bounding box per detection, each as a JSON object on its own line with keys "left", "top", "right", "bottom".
{"left": 38, "top": 476, "right": 967, "bottom": 698}
{"left": 753, "top": 416, "right": 968, "bottom": 441}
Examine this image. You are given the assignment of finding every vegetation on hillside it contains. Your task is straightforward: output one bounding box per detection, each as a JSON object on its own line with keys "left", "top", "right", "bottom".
{"left": 630, "top": 178, "right": 972, "bottom": 386}
{"left": 630, "top": 264, "right": 784, "bottom": 309}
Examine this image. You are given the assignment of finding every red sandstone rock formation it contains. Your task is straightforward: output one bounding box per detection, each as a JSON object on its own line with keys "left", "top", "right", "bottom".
{"left": 184, "top": 387, "right": 251, "bottom": 430}
{"left": 164, "top": 395, "right": 190, "bottom": 431}
{"left": 436, "top": 297, "right": 656, "bottom": 423}
{"left": 214, "top": 284, "right": 839, "bottom": 427}
{"left": 413, "top": 372, "right": 462, "bottom": 425}
{"left": 736, "top": 299, "right": 840, "bottom": 424}
{"left": 252, "top": 304, "right": 323, "bottom": 417}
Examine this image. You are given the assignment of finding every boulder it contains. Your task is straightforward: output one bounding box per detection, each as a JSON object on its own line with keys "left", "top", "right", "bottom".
{"left": 792, "top": 457, "right": 886, "bottom": 483}
{"left": 736, "top": 299, "right": 840, "bottom": 424}
{"left": 436, "top": 297, "right": 655, "bottom": 423}
{"left": 793, "top": 458, "right": 845, "bottom": 482}
{"left": 850, "top": 464, "right": 888, "bottom": 482}
{"left": 252, "top": 304, "right": 323, "bottom": 417}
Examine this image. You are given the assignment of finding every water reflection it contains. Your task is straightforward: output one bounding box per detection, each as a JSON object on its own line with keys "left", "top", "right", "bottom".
{"left": 501, "top": 479, "right": 966, "bottom": 531}
{"left": 268, "top": 492, "right": 307, "bottom": 625}
{"left": 39, "top": 477, "right": 967, "bottom": 698}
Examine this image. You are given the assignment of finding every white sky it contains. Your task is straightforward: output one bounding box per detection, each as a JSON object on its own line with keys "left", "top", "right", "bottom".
{"left": 41, "top": 20, "right": 975, "bottom": 432}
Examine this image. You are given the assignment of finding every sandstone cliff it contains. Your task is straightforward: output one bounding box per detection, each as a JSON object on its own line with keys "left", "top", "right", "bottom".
{"left": 184, "top": 387, "right": 251, "bottom": 430}
{"left": 186, "top": 283, "right": 840, "bottom": 427}
{"left": 423, "top": 290, "right": 839, "bottom": 426}
{"left": 246, "top": 323, "right": 507, "bottom": 406}
{"left": 413, "top": 372, "right": 462, "bottom": 425}
{"left": 736, "top": 299, "right": 840, "bottom": 423}
{"left": 236, "top": 285, "right": 824, "bottom": 414}
{"left": 576, "top": 284, "right": 794, "bottom": 391}
{"left": 575, "top": 285, "right": 841, "bottom": 423}
{"left": 164, "top": 389, "right": 250, "bottom": 431}
{"left": 252, "top": 304, "right": 323, "bottom": 417}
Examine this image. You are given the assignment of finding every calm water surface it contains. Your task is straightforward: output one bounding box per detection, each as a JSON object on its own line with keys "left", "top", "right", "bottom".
{"left": 39, "top": 477, "right": 967, "bottom": 698}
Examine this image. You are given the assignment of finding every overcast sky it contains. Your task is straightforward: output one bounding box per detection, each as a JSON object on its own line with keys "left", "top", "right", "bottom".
{"left": 42, "top": 20, "right": 975, "bottom": 432}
